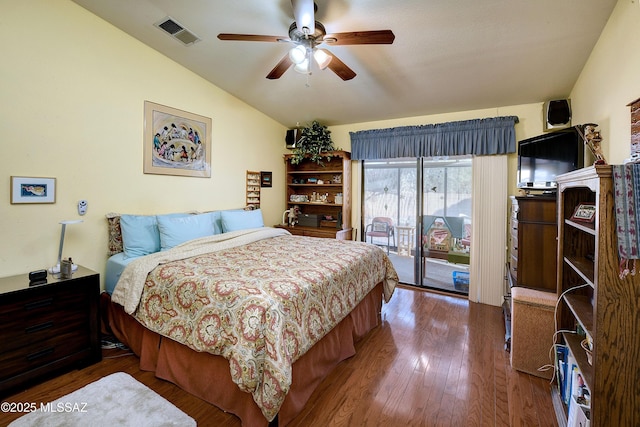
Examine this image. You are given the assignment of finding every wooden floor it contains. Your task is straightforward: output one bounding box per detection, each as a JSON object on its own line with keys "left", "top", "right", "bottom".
{"left": 0, "top": 286, "right": 557, "bottom": 426}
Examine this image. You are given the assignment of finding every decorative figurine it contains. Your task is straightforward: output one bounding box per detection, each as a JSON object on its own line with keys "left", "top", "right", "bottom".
{"left": 576, "top": 123, "right": 607, "bottom": 165}
{"left": 287, "top": 205, "right": 300, "bottom": 226}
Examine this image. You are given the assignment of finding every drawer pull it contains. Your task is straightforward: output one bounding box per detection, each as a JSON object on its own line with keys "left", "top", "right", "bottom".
{"left": 27, "top": 347, "right": 54, "bottom": 361}
{"left": 25, "top": 321, "right": 54, "bottom": 334}
{"left": 24, "top": 298, "right": 54, "bottom": 310}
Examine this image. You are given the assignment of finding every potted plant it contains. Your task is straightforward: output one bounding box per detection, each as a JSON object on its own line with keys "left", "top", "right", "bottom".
{"left": 290, "top": 120, "right": 336, "bottom": 165}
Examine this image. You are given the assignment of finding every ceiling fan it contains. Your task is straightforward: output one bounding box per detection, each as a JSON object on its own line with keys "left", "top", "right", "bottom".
{"left": 217, "top": 0, "right": 395, "bottom": 81}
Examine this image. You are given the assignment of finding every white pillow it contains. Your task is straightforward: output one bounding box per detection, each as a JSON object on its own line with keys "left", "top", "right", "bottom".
{"left": 220, "top": 209, "right": 264, "bottom": 232}
{"left": 157, "top": 212, "right": 216, "bottom": 251}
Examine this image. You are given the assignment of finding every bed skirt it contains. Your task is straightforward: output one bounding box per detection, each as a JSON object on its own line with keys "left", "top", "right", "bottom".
{"left": 102, "top": 282, "right": 383, "bottom": 426}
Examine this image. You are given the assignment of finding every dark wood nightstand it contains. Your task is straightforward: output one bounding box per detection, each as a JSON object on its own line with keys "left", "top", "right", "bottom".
{"left": 0, "top": 266, "right": 101, "bottom": 397}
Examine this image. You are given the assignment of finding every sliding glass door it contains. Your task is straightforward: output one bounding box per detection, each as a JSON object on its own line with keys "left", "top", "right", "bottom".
{"left": 363, "top": 157, "right": 472, "bottom": 294}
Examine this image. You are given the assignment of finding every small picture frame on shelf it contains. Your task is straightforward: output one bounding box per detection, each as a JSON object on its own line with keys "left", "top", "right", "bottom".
{"left": 570, "top": 203, "right": 596, "bottom": 223}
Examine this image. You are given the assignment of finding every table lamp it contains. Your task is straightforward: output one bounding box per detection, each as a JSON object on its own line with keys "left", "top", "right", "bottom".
{"left": 49, "top": 219, "right": 83, "bottom": 274}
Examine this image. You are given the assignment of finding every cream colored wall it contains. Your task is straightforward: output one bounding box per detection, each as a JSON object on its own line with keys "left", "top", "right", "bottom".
{"left": 570, "top": 0, "right": 640, "bottom": 164}
{"left": 0, "top": 0, "right": 287, "bottom": 280}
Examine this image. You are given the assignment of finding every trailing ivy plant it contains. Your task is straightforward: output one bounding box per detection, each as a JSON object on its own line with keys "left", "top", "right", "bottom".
{"left": 290, "top": 120, "right": 337, "bottom": 165}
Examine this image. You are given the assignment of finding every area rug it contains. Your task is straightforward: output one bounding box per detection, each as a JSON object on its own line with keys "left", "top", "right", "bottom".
{"left": 9, "top": 372, "right": 196, "bottom": 427}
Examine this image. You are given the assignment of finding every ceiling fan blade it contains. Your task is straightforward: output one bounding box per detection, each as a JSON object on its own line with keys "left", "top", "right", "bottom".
{"left": 324, "top": 30, "right": 395, "bottom": 45}
{"left": 291, "top": 0, "right": 315, "bottom": 35}
{"left": 324, "top": 51, "right": 356, "bottom": 81}
{"left": 266, "top": 54, "right": 294, "bottom": 79}
{"left": 217, "top": 34, "right": 289, "bottom": 43}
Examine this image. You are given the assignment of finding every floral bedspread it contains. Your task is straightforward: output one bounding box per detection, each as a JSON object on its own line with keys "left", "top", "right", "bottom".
{"left": 113, "top": 229, "right": 398, "bottom": 421}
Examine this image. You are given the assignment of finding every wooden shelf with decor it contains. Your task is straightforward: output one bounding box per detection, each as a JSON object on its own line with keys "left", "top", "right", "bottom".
{"left": 246, "top": 170, "right": 261, "bottom": 208}
{"left": 553, "top": 165, "right": 640, "bottom": 427}
{"left": 277, "top": 150, "right": 352, "bottom": 240}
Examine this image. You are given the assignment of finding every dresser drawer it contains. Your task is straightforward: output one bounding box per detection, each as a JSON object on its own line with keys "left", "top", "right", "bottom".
{"left": 0, "top": 329, "right": 91, "bottom": 382}
{"left": 0, "top": 283, "right": 91, "bottom": 323}
{"left": 517, "top": 197, "right": 556, "bottom": 223}
{"left": 0, "top": 286, "right": 92, "bottom": 348}
{"left": 0, "top": 311, "right": 89, "bottom": 354}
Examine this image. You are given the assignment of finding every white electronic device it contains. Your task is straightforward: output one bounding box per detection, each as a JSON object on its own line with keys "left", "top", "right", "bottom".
{"left": 78, "top": 199, "right": 88, "bottom": 215}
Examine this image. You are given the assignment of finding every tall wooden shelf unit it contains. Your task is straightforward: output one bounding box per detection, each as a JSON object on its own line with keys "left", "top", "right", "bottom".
{"left": 279, "top": 150, "right": 352, "bottom": 239}
{"left": 246, "top": 171, "right": 261, "bottom": 208}
{"left": 554, "top": 165, "right": 640, "bottom": 427}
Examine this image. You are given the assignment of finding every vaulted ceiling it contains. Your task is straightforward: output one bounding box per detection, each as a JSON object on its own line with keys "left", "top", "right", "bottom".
{"left": 71, "top": 0, "right": 617, "bottom": 127}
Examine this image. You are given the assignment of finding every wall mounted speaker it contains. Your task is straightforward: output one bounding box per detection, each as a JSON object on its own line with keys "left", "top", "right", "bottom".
{"left": 285, "top": 128, "right": 303, "bottom": 149}
{"left": 544, "top": 99, "right": 571, "bottom": 131}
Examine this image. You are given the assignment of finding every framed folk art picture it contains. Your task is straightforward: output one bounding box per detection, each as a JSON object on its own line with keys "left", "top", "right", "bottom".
{"left": 143, "top": 101, "right": 212, "bottom": 177}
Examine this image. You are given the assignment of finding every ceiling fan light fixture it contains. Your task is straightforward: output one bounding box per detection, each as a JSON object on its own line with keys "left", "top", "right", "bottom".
{"left": 313, "top": 49, "right": 332, "bottom": 70}
{"left": 288, "top": 45, "right": 307, "bottom": 64}
{"left": 294, "top": 58, "right": 310, "bottom": 74}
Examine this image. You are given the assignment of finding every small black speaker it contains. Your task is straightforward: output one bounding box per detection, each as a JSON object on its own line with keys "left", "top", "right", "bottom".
{"left": 285, "top": 128, "right": 303, "bottom": 149}
{"left": 544, "top": 99, "right": 571, "bottom": 131}
{"left": 29, "top": 269, "right": 47, "bottom": 286}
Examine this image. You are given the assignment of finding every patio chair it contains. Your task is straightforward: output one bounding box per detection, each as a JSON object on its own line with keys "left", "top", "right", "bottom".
{"left": 365, "top": 217, "right": 395, "bottom": 254}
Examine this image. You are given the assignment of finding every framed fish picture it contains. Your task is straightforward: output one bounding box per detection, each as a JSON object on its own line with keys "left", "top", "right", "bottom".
{"left": 10, "top": 176, "right": 56, "bottom": 204}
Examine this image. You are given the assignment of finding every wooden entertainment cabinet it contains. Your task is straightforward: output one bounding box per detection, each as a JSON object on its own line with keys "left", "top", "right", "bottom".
{"left": 277, "top": 150, "right": 352, "bottom": 240}
{"left": 508, "top": 195, "right": 558, "bottom": 292}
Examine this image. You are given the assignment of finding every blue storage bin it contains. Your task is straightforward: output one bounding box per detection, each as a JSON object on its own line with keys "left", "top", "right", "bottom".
{"left": 452, "top": 271, "right": 469, "bottom": 291}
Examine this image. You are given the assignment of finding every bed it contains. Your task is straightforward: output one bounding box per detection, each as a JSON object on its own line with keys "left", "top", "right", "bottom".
{"left": 103, "top": 210, "right": 398, "bottom": 426}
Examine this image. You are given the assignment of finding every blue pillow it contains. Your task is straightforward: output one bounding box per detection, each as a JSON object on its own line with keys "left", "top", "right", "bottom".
{"left": 157, "top": 212, "right": 216, "bottom": 251}
{"left": 220, "top": 209, "right": 264, "bottom": 232}
{"left": 210, "top": 211, "right": 223, "bottom": 234}
{"left": 120, "top": 215, "right": 161, "bottom": 259}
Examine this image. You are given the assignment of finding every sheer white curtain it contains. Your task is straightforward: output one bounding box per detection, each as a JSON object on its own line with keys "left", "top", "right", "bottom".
{"left": 469, "top": 155, "right": 508, "bottom": 306}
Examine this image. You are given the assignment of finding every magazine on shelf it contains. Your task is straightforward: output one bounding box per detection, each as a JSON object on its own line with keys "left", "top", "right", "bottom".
{"left": 570, "top": 366, "right": 591, "bottom": 408}
{"left": 567, "top": 394, "right": 591, "bottom": 427}
{"left": 564, "top": 351, "right": 576, "bottom": 405}
{"left": 555, "top": 345, "right": 569, "bottom": 401}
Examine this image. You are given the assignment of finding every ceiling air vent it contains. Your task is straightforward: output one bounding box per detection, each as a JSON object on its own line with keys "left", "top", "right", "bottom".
{"left": 154, "top": 17, "right": 201, "bottom": 46}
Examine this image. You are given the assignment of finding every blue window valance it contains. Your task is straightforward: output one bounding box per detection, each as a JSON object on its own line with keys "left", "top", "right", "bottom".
{"left": 349, "top": 116, "right": 519, "bottom": 160}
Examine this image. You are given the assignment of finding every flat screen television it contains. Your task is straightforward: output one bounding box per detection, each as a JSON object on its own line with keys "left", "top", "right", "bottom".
{"left": 517, "top": 127, "right": 584, "bottom": 191}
